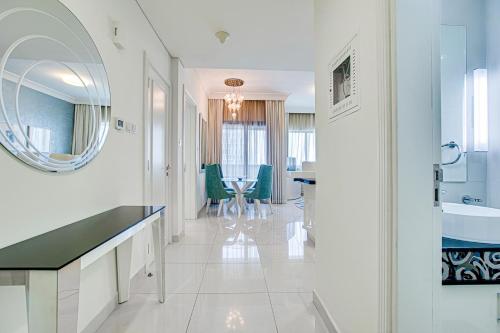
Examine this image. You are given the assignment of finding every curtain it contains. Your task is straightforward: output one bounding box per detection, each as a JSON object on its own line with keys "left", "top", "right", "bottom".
{"left": 72, "top": 104, "right": 93, "bottom": 155}
{"left": 287, "top": 113, "right": 316, "bottom": 170}
{"left": 265, "top": 100, "right": 286, "bottom": 204}
{"left": 288, "top": 113, "right": 315, "bottom": 131}
{"left": 221, "top": 122, "right": 267, "bottom": 179}
{"left": 223, "top": 100, "right": 266, "bottom": 123}
{"left": 222, "top": 123, "right": 245, "bottom": 177}
{"left": 207, "top": 99, "right": 224, "bottom": 164}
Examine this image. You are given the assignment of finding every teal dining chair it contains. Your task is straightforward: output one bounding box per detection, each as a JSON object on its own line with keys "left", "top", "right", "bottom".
{"left": 205, "top": 164, "right": 236, "bottom": 216}
{"left": 244, "top": 164, "right": 273, "bottom": 214}
{"left": 215, "top": 163, "right": 231, "bottom": 190}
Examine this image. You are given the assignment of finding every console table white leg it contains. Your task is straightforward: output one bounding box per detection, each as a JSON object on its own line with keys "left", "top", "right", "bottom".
{"left": 27, "top": 270, "right": 57, "bottom": 333}
{"left": 22, "top": 259, "right": 81, "bottom": 333}
{"left": 116, "top": 238, "right": 133, "bottom": 304}
{"left": 152, "top": 210, "right": 166, "bottom": 303}
{"left": 56, "top": 260, "right": 81, "bottom": 333}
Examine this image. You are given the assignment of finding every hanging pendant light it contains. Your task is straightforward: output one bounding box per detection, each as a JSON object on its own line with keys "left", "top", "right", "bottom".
{"left": 224, "top": 78, "right": 244, "bottom": 120}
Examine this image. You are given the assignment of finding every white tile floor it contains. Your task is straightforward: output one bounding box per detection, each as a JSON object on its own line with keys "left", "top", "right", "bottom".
{"left": 96, "top": 203, "right": 328, "bottom": 333}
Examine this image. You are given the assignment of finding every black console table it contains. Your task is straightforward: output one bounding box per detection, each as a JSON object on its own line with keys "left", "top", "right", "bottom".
{"left": 0, "top": 206, "right": 166, "bottom": 333}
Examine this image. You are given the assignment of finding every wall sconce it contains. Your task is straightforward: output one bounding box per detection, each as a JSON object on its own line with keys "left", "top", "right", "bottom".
{"left": 473, "top": 68, "right": 488, "bottom": 151}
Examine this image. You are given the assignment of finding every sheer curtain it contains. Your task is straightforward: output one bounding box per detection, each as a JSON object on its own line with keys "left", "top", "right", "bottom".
{"left": 222, "top": 123, "right": 245, "bottom": 178}
{"left": 221, "top": 122, "right": 267, "bottom": 179}
{"left": 247, "top": 124, "right": 267, "bottom": 178}
{"left": 221, "top": 100, "right": 267, "bottom": 179}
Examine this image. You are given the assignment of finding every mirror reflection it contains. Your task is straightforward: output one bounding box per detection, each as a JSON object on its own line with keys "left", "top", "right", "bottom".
{"left": 0, "top": 0, "right": 110, "bottom": 172}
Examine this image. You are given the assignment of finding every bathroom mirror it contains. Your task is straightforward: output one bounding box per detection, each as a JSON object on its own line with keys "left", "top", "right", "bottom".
{"left": 0, "top": 0, "right": 111, "bottom": 172}
{"left": 440, "top": 25, "right": 467, "bottom": 182}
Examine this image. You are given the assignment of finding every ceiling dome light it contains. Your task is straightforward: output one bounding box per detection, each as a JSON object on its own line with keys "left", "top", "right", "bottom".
{"left": 61, "top": 73, "right": 90, "bottom": 87}
{"left": 215, "top": 31, "right": 230, "bottom": 44}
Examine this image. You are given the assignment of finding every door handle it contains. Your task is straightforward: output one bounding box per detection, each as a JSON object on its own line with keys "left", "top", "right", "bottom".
{"left": 165, "top": 164, "right": 170, "bottom": 176}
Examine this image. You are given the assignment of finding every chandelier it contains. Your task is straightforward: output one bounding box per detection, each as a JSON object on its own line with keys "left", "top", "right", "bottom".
{"left": 224, "top": 78, "right": 244, "bottom": 119}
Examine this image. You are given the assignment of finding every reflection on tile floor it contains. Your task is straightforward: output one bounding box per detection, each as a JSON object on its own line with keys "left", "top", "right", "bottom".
{"left": 96, "top": 203, "right": 327, "bottom": 333}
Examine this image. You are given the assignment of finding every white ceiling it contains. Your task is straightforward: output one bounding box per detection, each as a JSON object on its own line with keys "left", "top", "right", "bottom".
{"left": 5, "top": 59, "right": 110, "bottom": 105}
{"left": 137, "top": 0, "right": 314, "bottom": 71}
{"left": 196, "top": 68, "right": 315, "bottom": 109}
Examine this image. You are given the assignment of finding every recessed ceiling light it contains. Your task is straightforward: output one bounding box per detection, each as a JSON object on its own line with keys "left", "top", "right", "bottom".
{"left": 215, "top": 31, "right": 230, "bottom": 44}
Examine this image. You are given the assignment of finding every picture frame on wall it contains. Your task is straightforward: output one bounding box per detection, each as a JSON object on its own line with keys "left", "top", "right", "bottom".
{"left": 199, "top": 114, "right": 207, "bottom": 172}
{"left": 328, "top": 34, "right": 360, "bottom": 122}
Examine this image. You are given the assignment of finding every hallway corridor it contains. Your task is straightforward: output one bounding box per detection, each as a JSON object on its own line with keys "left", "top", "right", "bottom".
{"left": 96, "top": 203, "right": 326, "bottom": 332}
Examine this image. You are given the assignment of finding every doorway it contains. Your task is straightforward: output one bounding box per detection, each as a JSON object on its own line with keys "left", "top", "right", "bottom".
{"left": 144, "top": 58, "right": 171, "bottom": 267}
{"left": 183, "top": 92, "right": 198, "bottom": 220}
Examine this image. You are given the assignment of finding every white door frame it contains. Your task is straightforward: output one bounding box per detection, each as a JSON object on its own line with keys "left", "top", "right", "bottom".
{"left": 183, "top": 89, "right": 198, "bottom": 220}
{"left": 143, "top": 52, "right": 173, "bottom": 243}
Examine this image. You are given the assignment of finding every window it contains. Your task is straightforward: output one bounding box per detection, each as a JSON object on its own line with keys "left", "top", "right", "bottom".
{"left": 288, "top": 130, "right": 315, "bottom": 170}
{"left": 222, "top": 123, "right": 267, "bottom": 178}
{"left": 287, "top": 113, "right": 316, "bottom": 170}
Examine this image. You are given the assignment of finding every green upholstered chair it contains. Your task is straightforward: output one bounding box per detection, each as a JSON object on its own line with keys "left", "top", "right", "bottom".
{"left": 244, "top": 164, "right": 273, "bottom": 214}
{"left": 206, "top": 164, "right": 236, "bottom": 216}
{"left": 215, "top": 164, "right": 231, "bottom": 190}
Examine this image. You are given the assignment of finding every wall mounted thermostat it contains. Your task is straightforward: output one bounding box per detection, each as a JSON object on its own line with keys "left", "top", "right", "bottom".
{"left": 115, "top": 118, "right": 125, "bottom": 131}
{"left": 328, "top": 34, "right": 360, "bottom": 122}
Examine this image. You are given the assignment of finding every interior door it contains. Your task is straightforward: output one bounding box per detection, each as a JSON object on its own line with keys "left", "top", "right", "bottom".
{"left": 145, "top": 66, "right": 170, "bottom": 269}
{"left": 151, "top": 79, "right": 167, "bottom": 206}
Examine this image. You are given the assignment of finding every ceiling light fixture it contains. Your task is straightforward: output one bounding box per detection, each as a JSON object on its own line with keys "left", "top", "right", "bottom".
{"left": 215, "top": 31, "right": 230, "bottom": 44}
{"left": 61, "top": 73, "right": 90, "bottom": 87}
{"left": 224, "top": 78, "right": 244, "bottom": 119}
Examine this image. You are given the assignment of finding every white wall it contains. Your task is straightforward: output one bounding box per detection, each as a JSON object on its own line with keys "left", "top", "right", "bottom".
{"left": 0, "top": 0, "right": 175, "bottom": 331}
{"left": 314, "top": 0, "right": 384, "bottom": 331}
{"left": 184, "top": 69, "right": 208, "bottom": 214}
{"left": 170, "top": 63, "right": 208, "bottom": 236}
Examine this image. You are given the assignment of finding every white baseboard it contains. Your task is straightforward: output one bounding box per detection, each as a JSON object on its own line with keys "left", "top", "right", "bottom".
{"left": 81, "top": 294, "right": 117, "bottom": 333}
{"left": 313, "top": 290, "right": 341, "bottom": 333}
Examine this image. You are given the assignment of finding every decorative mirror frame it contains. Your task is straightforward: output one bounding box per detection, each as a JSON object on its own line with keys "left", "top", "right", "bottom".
{"left": 0, "top": 2, "right": 111, "bottom": 173}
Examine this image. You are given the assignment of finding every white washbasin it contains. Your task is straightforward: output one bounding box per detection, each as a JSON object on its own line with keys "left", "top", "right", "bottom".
{"left": 442, "top": 202, "right": 500, "bottom": 244}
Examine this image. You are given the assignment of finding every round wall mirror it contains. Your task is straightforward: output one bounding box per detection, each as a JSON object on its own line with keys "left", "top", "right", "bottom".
{"left": 0, "top": 0, "right": 111, "bottom": 172}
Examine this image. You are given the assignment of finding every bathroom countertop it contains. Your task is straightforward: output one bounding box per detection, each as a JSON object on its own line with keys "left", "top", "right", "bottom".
{"left": 442, "top": 237, "right": 500, "bottom": 251}
{"left": 0, "top": 205, "right": 165, "bottom": 271}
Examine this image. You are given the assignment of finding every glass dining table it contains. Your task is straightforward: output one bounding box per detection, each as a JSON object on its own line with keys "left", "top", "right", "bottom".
{"left": 221, "top": 177, "right": 258, "bottom": 217}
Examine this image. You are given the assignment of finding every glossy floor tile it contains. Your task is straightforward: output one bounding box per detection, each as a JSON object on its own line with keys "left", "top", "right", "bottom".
{"left": 270, "top": 293, "right": 329, "bottom": 333}
{"left": 208, "top": 243, "right": 261, "bottom": 263}
{"left": 187, "top": 293, "right": 277, "bottom": 333}
{"left": 263, "top": 262, "right": 316, "bottom": 293}
{"left": 200, "top": 264, "right": 267, "bottom": 293}
{"left": 96, "top": 294, "right": 197, "bottom": 333}
{"left": 131, "top": 264, "right": 206, "bottom": 294}
{"left": 97, "top": 203, "right": 326, "bottom": 333}
{"left": 165, "top": 244, "right": 212, "bottom": 263}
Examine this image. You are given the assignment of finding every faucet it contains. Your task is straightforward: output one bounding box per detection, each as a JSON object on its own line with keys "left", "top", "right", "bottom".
{"left": 462, "top": 195, "right": 482, "bottom": 205}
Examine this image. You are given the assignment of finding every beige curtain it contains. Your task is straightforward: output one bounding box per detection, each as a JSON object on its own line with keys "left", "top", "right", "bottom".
{"left": 223, "top": 100, "right": 266, "bottom": 124}
{"left": 265, "top": 100, "right": 287, "bottom": 204}
{"left": 288, "top": 113, "right": 315, "bottom": 131}
{"left": 72, "top": 104, "right": 93, "bottom": 155}
{"left": 207, "top": 99, "right": 224, "bottom": 164}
